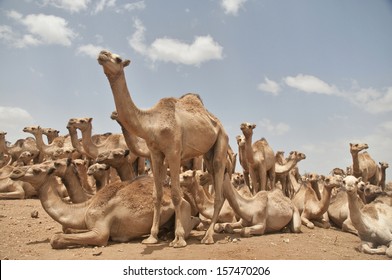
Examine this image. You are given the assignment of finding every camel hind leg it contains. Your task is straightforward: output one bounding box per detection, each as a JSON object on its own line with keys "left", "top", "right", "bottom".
{"left": 50, "top": 227, "right": 110, "bottom": 249}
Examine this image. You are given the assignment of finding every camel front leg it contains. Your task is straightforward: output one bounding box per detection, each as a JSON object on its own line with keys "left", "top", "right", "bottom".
{"left": 50, "top": 227, "right": 110, "bottom": 249}
{"left": 300, "top": 212, "right": 315, "bottom": 229}
{"left": 360, "top": 242, "right": 387, "bottom": 255}
{"left": 142, "top": 152, "right": 165, "bottom": 245}
{"left": 166, "top": 154, "right": 187, "bottom": 248}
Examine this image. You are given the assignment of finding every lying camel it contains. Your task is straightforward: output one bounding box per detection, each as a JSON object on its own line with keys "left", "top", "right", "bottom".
{"left": 342, "top": 175, "right": 392, "bottom": 257}
{"left": 215, "top": 173, "right": 301, "bottom": 236}
{"left": 293, "top": 175, "right": 342, "bottom": 229}
{"left": 0, "top": 164, "right": 36, "bottom": 199}
{"left": 328, "top": 180, "right": 383, "bottom": 235}
{"left": 10, "top": 162, "right": 199, "bottom": 249}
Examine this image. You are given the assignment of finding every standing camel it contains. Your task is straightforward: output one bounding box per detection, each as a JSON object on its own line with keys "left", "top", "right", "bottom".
{"left": 97, "top": 50, "right": 228, "bottom": 247}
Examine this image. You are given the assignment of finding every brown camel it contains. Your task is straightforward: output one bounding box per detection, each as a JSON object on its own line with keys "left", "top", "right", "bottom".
{"left": 342, "top": 175, "right": 392, "bottom": 257}
{"left": 97, "top": 50, "right": 228, "bottom": 247}
{"left": 240, "top": 123, "right": 275, "bottom": 193}
{"left": 350, "top": 143, "right": 379, "bottom": 185}
{"left": 96, "top": 149, "right": 138, "bottom": 181}
{"left": 378, "top": 161, "right": 389, "bottom": 191}
{"left": 236, "top": 135, "right": 250, "bottom": 188}
{"left": 293, "top": 175, "right": 342, "bottom": 229}
{"left": 10, "top": 162, "right": 199, "bottom": 249}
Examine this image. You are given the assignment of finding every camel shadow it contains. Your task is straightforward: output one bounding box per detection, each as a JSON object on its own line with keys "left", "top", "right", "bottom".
{"left": 27, "top": 238, "right": 50, "bottom": 245}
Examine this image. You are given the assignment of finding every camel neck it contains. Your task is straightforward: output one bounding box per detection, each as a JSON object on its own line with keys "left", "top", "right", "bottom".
{"left": 34, "top": 130, "right": 49, "bottom": 152}
{"left": 108, "top": 71, "right": 147, "bottom": 139}
{"left": 38, "top": 176, "right": 87, "bottom": 229}
{"left": 61, "top": 167, "right": 90, "bottom": 203}
{"left": 351, "top": 152, "right": 360, "bottom": 176}
{"left": 222, "top": 175, "right": 252, "bottom": 221}
{"left": 319, "top": 187, "right": 333, "bottom": 213}
{"left": 276, "top": 158, "right": 297, "bottom": 174}
{"left": 191, "top": 181, "right": 214, "bottom": 217}
{"left": 67, "top": 128, "right": 84, "bottom": 155}
{"left": 80, "top": 125, "right": 99, "bottom": 159}
{"left": 347, "top": 191, "right": 367, "bottom": 232}
{"left": 243, "top": 134, "right": 254, "bottom": 165}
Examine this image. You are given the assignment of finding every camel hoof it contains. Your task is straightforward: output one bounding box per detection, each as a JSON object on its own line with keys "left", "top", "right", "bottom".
{"left": 170, "top": 239, "right": 187, "bottom": 248}
{"left": 142, "top": 235, "right": 159, "bottom": 245}
{"left": 50, "top": 234, "right": 63, "bottom": 249}
{"left": 214, "top": 224, "right": 224, "bottom": 233}
{"left": 201, "top": 235, "right": 214, "bottom": 244}
{"left": 306, "top": 222, "right": 315, "bottom": 229}
{"left": 240, "top": 228, "right": 252, "bottom": 238}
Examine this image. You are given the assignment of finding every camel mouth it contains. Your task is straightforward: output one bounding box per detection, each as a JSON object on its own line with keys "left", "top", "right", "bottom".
{"left": 97, "top": 50, "right": 111, "bottom": 65}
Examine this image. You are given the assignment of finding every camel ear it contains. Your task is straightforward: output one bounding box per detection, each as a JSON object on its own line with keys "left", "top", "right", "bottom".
{"left": 66, "top": 158, "right": 72, "bottom": 166}
{"left": 123, "top": 59, "right": 131, "bottom": 67}
{"left": 88, "top": 118, "right": 93, "bottom": 123}
{"left": 252, "top": 124, "right": 256, "bottom": 129}
{"left": 124, "top": 149, "right": 130, "bottom": 156}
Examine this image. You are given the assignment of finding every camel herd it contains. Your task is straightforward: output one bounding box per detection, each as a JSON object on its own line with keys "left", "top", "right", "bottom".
{"left": 1, "top": 50, "right": 392, "bottom": 258}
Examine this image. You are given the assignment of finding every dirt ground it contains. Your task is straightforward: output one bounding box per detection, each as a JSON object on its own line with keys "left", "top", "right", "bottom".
{"left": 0, "top": 198, "right": 389, "bottom": 260}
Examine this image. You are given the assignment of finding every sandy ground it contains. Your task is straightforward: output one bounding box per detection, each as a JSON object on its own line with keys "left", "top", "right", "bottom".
{"left": 0, "top": 199, "right": 390, "bottom": 261}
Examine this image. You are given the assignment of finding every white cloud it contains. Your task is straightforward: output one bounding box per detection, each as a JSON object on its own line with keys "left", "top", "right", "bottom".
{"left": 124, "top": 1, "right": 145, "bottom": 11}
{"left": 2, "top": 11, "right": 77, "bottom": 48}
{"left": 129, "top": 19, "right": 223, "bottom": 66}
{"left": 259, "top": 118, "right": 290, "bottom": 136}
{"left": 221, "top": 0, "right": 247, "bottom": 15}
{"left": 76, "top": 44, "right": 105, "bottom": 58}
{"left": 346, "top": 87, "right": 392, "bottom": 114}
{"left": 93, "top": 0, "right": 116, "bottom": 14}
{"left": 257, "top": 77, "right": 281, "bottom": 95}
{"left": 41, "top": 0, "right": 90, "bottom": 13}
{"left": 0, "top": 106, "right": 35, "bottom": 142}
{"left": 284, "top": 74, "right": 338, "bottom": 95}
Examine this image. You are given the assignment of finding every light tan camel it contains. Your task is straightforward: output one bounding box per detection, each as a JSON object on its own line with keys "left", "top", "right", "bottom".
{"left": 98, "top": 50, "right": 228, "bottom": 247}
{"left": 236, "top": 135, "right": 250, "bottom": 188}
{"left": 73, "top": 159, "right": 95, "bottom": 195}
{"left": 15, "top": 150, "right": 39, "bottom": 166}
{"left": 96, "top": 149, "right": 137, "bottom": 181}
{"left": 293, "top": 175, "right": 342, "bottom": 229}
{"left": 328, "top": 180, "right": 383, "bottom": 235}
{"left": 240, "top": 123, "right": 275, "bottom": 193}
{"left": 350, "top": 143, "right": 379, "bottom": 185}
{"left": 87, "top": 163, "right": 111, "bottom": 191}
{"left": 275, "top": 151, "right": 306, "bottom": 198}
{"left": 0, "top": 132, "right": 41, "bottom": 164}
{"left": 179, "top": 170, "right": 237, "bottom": 225}
{"left": 41, "top": 128, "right": 60, "bottom": 144}
{"left": 214, "top": 173, "right": 301, "bottom": 236}
{"left": 67, "top": 118, "right": 128, "bottom": 160}
{"left": 378, "top": 162, "right": 389, "bottom": 191}
{"left": 342, "top": 175, "right": 392, "bottom": 257}
{"left": 0, "top": 164, "right": 36, "bottom": 199}
{"left": 10, "top": 162, "right": 199, "bottom": 249}
{"left": 52, "top": 158, "right": 93, "bottom": 203}
{"left": 23, "top": 126, "right": 70, "bottom": 160}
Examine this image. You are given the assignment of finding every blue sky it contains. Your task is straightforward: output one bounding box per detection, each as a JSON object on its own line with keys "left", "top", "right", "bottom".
{"left": 1, "top": 0, "right": 391, "bottom": 181}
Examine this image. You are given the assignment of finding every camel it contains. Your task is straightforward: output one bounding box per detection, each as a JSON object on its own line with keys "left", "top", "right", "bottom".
{"left": 0, "top": 132, "right": 41, "bottom": 164}
{"left": 179, "top": 170, "right": 237, "bottom": 225}
{"left": 292, "top": 175, "right": 342, "bottom": 229}
{"left": 73, "top": 159, "right": 95, "bottom": 195}
{"left": 342, "top": 175, "right": 392, "bottom": 257}
{"left": 350, "top": 143, "right": 379, "bottom": 185}
{"left": 275, "top": 151, "right": 306, "bottom": 198}
{"left": 214, "top": 173, "right": 301, "bottom": 236}
{"left": 96, "top": 149, "right": 140, "bottom": 181}
{"left": 67, "top": 117, "right": 129, "bottom": 160}
{"left": 42, "top": 128, "right": 60, "bottom": 144}
{"left": 0, "top": 164, "right": 36, "bottom": 199}
{"left": 87, "top": 163, "right": 111, "bottom": 191}
{"left": 378, "top": 162, "right": 389, "bottom": 191}
{"left": 9, "top": 162, "right": 199, "bottom": 249}
{"left": 236, "top": 135, "right": 250, "bottom": 188}
{"left": 23, "top": 126, "right": 71, "bottom": 160}
{"left": 15, "top": 150, "right": 39, "bottom": 166}
{"left": 240, "top": 123, "right": 275, "bottom": 193}
{"left": 98, "top": 50, "right": 228, "bottom": 247}
{"left": 52, "top": 158, "right": 93, "bottom": 203}
{"left": 328, "top": 180, "right": 384, "bottom": 235}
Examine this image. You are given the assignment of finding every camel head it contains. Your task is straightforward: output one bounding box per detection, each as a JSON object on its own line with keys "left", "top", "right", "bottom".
{"left": 236, "top": 135, "right": 246, "bottom": 147}
{"left": 23, "top": 126, "right": 42, "bottom": 135}
{"left": 232, "top": 172, "right": 245, "bottom": 187}
{"left": 97, "top": 50, "right": 131, "bottom": 79}
{"left": 360, "top": 182, "right": 383, "bottom": 203}
{"left": 342, "top": 175, "right": 363, "bottom": 194}
{"left": 110, "top": 111, "right": 119, "bottom": 121}
{"left": 87, "top": 163, "right": 110, "bottom": 176}
{"left": 67, "top": 117, "right": 92, "bottom": 132}
{"left": 96, "top": 149, "right": 129, "bottom": 164}
{"left": 0, "top": 131, "right": 6, "bottom": 140}
{"left": 349, "top": 143, "right": 369, "bottom": 154}
{"left": 10, "top": 161, "right": 55, "bottom": 186}
{"left": 52, "top": 158, "right": 73, "bottom": 177}
{"left": 240, "top": 123, "right": 256, "bottom": 138}
{"left": 42, "top": 127, "right": 60, "bottom": 138}
{"left": 379, "top": 161, "right": 389, "bottom": 170}
{"left": 289, "top": 151, "right": 306, "bottom": 161}
{"left": 323, "top": 175, "right": 343, "bottom": 190}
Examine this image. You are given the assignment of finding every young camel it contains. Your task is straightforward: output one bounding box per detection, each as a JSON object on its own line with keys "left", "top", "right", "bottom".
{"left": 98, "top": 50, "right": 228, "bottom": 247}
{"left": 240, "top": 123, "right": 275, "bottom": 194}
{"left": 10, "top": 162, "right": 199, "bottom": 249}
{"left": 342, "top": 175, "right": 392, "bottom": 257}
{"left": 292, "top": 175, "right": 342, "bottom": 229}
{"left": 215, "top": 173, "right": 301, "bottom": 236}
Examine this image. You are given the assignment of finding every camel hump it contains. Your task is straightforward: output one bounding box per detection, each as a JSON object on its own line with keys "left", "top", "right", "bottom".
{"left": 180, "top": 93, "right": 204, "bottom": 104}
